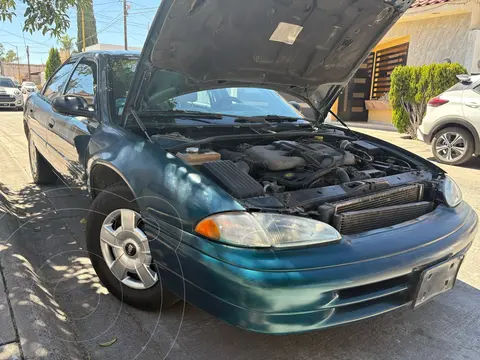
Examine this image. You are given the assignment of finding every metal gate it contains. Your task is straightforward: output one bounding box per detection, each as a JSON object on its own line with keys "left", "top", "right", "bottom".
{"left": 372, "top": 42, "right": 409, "bottom": 99}
{"left": 337, "top": 52, "right": 374, "bottom": 122}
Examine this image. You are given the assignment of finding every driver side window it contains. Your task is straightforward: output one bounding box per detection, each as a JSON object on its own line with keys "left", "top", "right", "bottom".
{"left": 43, "top": 62, "right": 76, "bottom": 102}
{"left": 65, "top": 61, "right": 97, "bottom": 111}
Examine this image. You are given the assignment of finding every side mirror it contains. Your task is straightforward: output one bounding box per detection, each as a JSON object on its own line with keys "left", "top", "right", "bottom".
{"left": 289, "top": 101, "right": 301, "bottom": 111}
{"left": 52, "top": 95, "right": 93, "bottom": 117}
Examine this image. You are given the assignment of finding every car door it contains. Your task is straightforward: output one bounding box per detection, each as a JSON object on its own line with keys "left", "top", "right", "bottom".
{"left": 27, "top": 61, "right": 77, "bottom": 161}
{"left": 47, "top": 57, "right": 99, "bottom": 185}
{"left": 462, "top": 83, "right": 480, "bottom": 132}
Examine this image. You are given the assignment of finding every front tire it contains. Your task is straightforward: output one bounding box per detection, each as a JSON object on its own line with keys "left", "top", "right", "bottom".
{"left": 86, "top": 185, "right": 179, "bottom": 310}
{"left": 431, "top": 127, "right": 474, "bottom": 165}
{"left": 28, "top": 132, "right": 57, "bottom": 184}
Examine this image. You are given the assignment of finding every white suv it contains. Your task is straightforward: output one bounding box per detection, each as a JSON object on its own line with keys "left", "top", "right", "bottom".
{"left": 0, "top": 76, "right": 24, "bottom": 110}
{"left": 418, "top": 74, "right": 480, "bottom": 165}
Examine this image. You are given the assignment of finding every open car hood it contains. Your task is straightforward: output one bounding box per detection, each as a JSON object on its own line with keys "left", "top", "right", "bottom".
{"left": 123, "top": 0, "right": 413, "bottom": 123}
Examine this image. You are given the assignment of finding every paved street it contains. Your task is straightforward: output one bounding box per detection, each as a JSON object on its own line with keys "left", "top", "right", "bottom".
{"left": 0, "top": 110, "right": 479, "bottom": 360}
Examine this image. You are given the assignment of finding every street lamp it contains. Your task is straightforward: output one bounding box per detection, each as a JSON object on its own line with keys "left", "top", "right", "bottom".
{"left": 3, "top": 42, "right": 21, "bottom": 82}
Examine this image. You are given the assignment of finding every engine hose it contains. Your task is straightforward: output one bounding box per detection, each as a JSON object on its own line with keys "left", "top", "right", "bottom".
{"left": 332, "top": 167, "right": 350, "bottom": 183}
{"left": 304, "top": 167, "right": 337, "bottom": 187}
{"left": 306, "top": 167, "right": 350, "bottom": 188}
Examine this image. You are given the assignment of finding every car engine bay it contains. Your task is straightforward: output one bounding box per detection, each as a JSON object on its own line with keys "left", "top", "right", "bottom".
{"left": 158, "top": 132, "right": 438, "bottom": 234}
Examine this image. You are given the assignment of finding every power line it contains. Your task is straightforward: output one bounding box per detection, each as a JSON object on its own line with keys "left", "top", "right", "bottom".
{"left": 82, "top": 11, "right": 124, "bottom": 44}
{"left": 94, "top": 0, "right": 121, "bottom": 6}
{"left": 0, "top": 29, "right": 53, "bottom": 48}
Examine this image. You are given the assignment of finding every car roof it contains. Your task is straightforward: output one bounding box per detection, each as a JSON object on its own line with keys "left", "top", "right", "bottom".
{"left": 70, "top": 50, "right": 141, "bottom": 59}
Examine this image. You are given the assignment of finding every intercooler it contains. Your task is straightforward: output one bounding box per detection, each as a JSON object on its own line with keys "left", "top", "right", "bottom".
{"left": 320, "top": 184, "right": 434, "bottom": 234}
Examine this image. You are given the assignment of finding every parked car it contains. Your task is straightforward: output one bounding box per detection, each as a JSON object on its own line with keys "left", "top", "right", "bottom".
{"left": 24, "top": 0, "right": 477, "bottom": 334}
{"left": 0, "top": 76, "right": 24, "bottom": 110}
{"left": 11, "top": 78, "right": 21, "bottom": 89}
{"left": 21, "top": 81, "right": 37, "bottom": 94}
{"left": 418, "top": 74, "right": 480, "bottom": 165}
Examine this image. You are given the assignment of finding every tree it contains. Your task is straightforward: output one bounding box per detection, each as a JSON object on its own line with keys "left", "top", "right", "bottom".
{"left": 3, "top": 49, "right": 18, "bottom": 63}
{"left": 45, "top": 48, "right": 61, "bottom": 80}
{"left": 0, "top": 0, "right": 87, "bottom": 37}
{"left": 389, "top": 63, "right": 467, "bottom": 138}
{"left": 58, "top": 34, "right": 75, "bottom": 52}
{"left": 76, "top": 0, "right": 98, "bottom": 52}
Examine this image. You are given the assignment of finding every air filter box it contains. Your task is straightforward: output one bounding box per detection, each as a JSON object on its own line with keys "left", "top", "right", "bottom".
{"left": 201, "top": 160, "right": 264, "bottom": 199}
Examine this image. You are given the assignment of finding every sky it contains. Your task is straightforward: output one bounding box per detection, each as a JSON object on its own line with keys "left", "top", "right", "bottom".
{"left": 0, "top": 0, "right": 159, "bottom": 64}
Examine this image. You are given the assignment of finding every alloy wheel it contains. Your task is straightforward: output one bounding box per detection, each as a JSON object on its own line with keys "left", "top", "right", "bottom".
{"left": 435, "top": 132, "right": 466, "bottom": 162}
{"left": 100, "top": 208, "right": 158, "bottom": 290}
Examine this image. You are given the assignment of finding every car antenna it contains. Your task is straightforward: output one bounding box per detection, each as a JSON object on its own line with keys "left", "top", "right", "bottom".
{"left": 328, "top": 110, "right": 359, "bottom": 139}
{"left": 130, "top": 109, "right": 153, "bottom": 143}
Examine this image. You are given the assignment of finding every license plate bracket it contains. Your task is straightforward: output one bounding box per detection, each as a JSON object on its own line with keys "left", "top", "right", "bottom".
{"left": 413, "top": 255, "right": 464, "bottom": 308}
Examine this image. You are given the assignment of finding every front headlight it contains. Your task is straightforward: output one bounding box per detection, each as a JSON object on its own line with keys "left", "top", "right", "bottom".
{"left": 14, "top": 90, "right": 21, "bottom": 96}
{"left": 443, "top": 176, "right": 462, "bottom": 207}
{"left": 194, "top": 212, "right": 341, "bottom": 248}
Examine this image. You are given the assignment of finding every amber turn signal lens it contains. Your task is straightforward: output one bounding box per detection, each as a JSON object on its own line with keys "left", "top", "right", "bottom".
{"left": 195, "top": 218, "right": 221, "bottom": 240}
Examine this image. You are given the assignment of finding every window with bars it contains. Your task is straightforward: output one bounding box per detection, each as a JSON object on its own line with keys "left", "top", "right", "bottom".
{"left": 371, "top": 42, "right": 409, "bottom": 99}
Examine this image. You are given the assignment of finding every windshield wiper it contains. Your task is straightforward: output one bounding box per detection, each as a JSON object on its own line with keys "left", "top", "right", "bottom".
{"left": 263, "top": 115, "right": 305, "bottom": 122}
{"left": 138, "top": 110, "right": 224, "bottom": 119}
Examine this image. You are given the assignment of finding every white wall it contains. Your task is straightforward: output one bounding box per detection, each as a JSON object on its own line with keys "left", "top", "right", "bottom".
{"left": 385, "top": 13, "right": 472, "bottom": 68}
{"left": 85, "top": 43, "right": 142, "bottom": 51}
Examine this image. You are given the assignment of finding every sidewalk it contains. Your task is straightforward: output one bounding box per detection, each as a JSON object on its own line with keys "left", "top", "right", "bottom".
{"left": 0, "top": 212, "right": 22, "bottom": 360}
{"left": 0, "top": 124, "right": 86, "bottom": 360}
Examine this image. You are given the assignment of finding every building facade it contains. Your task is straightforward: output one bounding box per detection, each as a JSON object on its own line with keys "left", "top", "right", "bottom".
{"left": 0, "top": 63, "right": 46, "bottom": 85}
{"left": 335, "top": 0, "right": 480, "bottom": 124}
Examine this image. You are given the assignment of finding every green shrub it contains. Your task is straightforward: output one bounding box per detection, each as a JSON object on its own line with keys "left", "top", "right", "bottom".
{"left": 45, "top": 48, "right": 62, "bottom": 80}
{"left": 389, "top": 63, "right": 467, "bottom": 138}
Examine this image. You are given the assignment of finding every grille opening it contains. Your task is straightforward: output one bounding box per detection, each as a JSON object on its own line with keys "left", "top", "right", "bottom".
{"left": 338, "top": 274, "right": 412, "bottom": 300}
{"left": 318, "top": 184, "right": 435, "bottom": 234}
{"left": 335, "top": 202, "right": 433, "bottom": 235}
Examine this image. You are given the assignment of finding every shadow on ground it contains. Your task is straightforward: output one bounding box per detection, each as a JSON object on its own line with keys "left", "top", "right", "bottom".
{"left": 1, "top": 181, "right": 480, "bottom": 360}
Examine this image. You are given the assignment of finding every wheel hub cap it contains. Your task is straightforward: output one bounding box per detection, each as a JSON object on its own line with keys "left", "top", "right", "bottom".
{"left": 436, "top": 132, "right": 466, "bottom": 161}
{"left": 100, "top": 209, "right": 158, "bottom": 290}
{"left": 125, "top": 243, "right": 137, "bottom": 257}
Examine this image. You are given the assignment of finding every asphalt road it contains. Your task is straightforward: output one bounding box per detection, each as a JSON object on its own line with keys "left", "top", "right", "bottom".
{"left": 0, "top": 110, "right": 479, "bottom": 360}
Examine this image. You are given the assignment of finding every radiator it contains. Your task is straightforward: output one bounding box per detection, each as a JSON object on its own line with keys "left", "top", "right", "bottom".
{"left": 333, "top": 201, "right": 433, "bottom": 235}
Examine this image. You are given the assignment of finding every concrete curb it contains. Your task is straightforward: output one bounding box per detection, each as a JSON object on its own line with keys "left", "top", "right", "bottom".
{"left": 0, "top": 210, "right": 87, "bottom": 360}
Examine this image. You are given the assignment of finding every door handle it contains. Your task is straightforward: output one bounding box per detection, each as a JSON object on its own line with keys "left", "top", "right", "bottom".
{"left": 48, "top": 118, "right": 55, "bottom": 128}
{"left": 465, "top": 102, "right": 480, "bottom": 108}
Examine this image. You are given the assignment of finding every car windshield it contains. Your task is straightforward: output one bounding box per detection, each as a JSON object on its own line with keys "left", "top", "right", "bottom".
{"left": 107, "top": 57, "right": 305, "bottom": 122}
{"left": 143, "top": 87, "right": 304, "bottom": 119}
{"left": 0, "top": 78, "right": 15, "bottom": 88}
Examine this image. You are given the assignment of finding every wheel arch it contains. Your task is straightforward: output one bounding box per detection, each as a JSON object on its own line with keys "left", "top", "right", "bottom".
{"left": 430, "top": 118, "right": 480, "bottom": 154}
{"left": 89, "top": 161, "right": 136, "bottom": 200}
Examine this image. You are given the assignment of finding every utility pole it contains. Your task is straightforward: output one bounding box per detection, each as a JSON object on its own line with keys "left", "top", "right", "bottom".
{"left": 82, "top": 8, "right": 86, "bottom": 52}
{"left": 123, "top": 0, "right": 128, "bottom": 50}
{"left": 26, "top": 46, "right": 31, "bottom": 81}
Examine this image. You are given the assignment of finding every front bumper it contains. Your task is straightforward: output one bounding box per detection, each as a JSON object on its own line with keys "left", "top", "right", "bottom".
{"left": 147, "top": 202, "right": 477, "bottom": 334}
{"left": 417, "top": 125, "right": 433, "bottom": 144}
{"left": 0, "top": 97, "right": 24, "bottom": 108}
